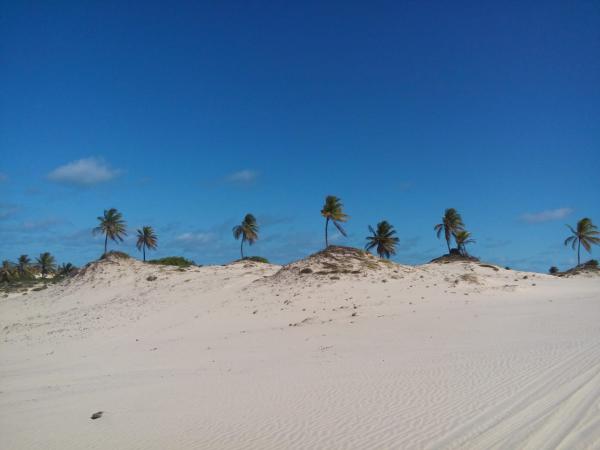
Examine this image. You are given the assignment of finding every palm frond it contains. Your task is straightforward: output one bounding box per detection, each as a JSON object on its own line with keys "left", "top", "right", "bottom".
{"left": 333, "top": 220, "right": 347, "bottom": 237}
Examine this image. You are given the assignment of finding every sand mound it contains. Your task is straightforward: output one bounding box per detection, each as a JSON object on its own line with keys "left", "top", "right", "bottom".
{"left": 263, "top": 246, "right": 409, "bottom": 283}
{"left": 558, "top": 264, "right": 600, "bottom": 278}
{"left": 67, "top": 252, "right": 149, "bottom": 287}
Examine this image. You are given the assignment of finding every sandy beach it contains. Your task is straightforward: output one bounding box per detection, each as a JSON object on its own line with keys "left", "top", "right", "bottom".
{"left": 1, "top": 249, "right": 599, "bottom": 449}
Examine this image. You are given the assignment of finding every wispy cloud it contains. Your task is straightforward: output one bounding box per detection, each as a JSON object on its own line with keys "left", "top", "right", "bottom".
{"left": 257, "top": 214, "right": 295, "bottom": 228}
{"left": 21, "top": 218, "right": 64, "bottom": 231}
{"left": 0, "top": 216, "right": 65, "bottom": 233}
{"left": 481, "top": 237, "right": 512, "bottom": 249}
{"left": 47, "top": 157, "right": 122, "bottom": 186}
{"left": 175, "top": 232, "right": 216, "bottom": 245}
{"left": 0, "top": 203, "right": 20, "bottom": 220}
{"left": 225, "top": 169, "right": 259, "bottom": 186}
{"left": 397, "top": 236, "right": 420, "bottom": 251}
{"left": 520, "top": 207, "right": 573, "bottom": 224}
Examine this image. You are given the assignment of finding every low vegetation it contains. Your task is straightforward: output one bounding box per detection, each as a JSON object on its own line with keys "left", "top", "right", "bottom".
{"left": 241, "top": 256, "right": 270, "bottom": 264}
{"left": 551, "top": 260, "right": 599, "bottom": 277}
{"left": 148, "top": 256, "right": 196, "bottom": 267}
{"left": 100, "top": 251, "right": 130, "bottom": 260}
{"left": 1, "top": 252, "right": 77, "bottom": 294}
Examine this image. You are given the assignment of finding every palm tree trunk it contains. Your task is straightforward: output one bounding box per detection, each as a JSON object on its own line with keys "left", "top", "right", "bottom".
{"left": 104, "top": 234, "right": 108, "bottom": 254}
{"left": 240, "top": 237, "right": 244, "bottom": 259}
{"left": 143, "top": 245, "right": 146, "bottom": 262}
{"left": 325, "top": 218, "right": 329, "bottom": 248}
{"left": 578, "top": 239, "right": 581, "bottom": 266}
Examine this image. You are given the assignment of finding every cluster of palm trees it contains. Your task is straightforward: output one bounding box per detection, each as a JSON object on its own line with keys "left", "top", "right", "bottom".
{"left": 93, "top": 208, "right": 158, "bottom": 261}
{"left": 1, "top": 252, "right": 76, "bottom": 283}
{"left": 319, "top": 197, "right": 475, "bottom": 259}
{"left": 434, "top": 208, "right": 475, "bottom": 257}
{"left": 93, "top": 201, "right": 454, "bottom": 262}
{"left": 5, "top": 200, "right": 596, "bottom": 283}
{"left": 91, "top": 200, "right": 600, "bottom": 266}
{"left": 92, "top": 208, "right": 260, "bottom": 261}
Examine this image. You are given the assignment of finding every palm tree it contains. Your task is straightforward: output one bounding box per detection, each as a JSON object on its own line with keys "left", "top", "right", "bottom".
{"left": 321, "top": 195, "right": 349, "bottom": 247}
{"left": 434, "top": 208, "right": 465, "bottom": 253}
{"left": 17, "top": 254, "right": 31, "bottom": 277}
{"left": 564, "top": 217, "right": 600, "bottom": 266}
{"left": 58, "top": 262, "right": 77, "bottom": 276}
{"left": 454, "top": 230, "right": 476, "bottom": 256}
{"left": 35, "top": 252, "right": 56, "bottom": 278}
{"left": 365, "top": 221, "right": 400, "bottom": 259}
{"left": 232, "top": 214, "right": 259, "bottom": 259}
{"left": 1, "top": 260, "right": 16, "bottom": 283}
{"left": 136, "top": 226, "right": 158, "bottom": 262}
{"left": 93, "top": 208, "right": 127, "bottom": 255}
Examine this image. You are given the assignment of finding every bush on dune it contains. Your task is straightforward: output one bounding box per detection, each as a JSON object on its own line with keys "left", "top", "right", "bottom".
{"left": 241, "top": 256, "right": 270, "bottom": 264}
{"left": 100, "top": 251, "right": 130, "bottom": 260}
{"left": 148, "top": 256, "right": 196, "bottom": 267}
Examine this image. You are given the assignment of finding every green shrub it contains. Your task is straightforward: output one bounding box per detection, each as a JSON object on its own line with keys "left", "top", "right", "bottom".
{"left": 242, "top": 256, "right": 270, "bottom": 264}
{"left": 584, "top": 259, "right": 598, "bottom": 267}
{"left": 148, "top": 256, "right": 195, "bottom": 268}
{"left": 100, "top": 251, "right": 130, "bottom": 260}
{"left": 549, "top": 266, "right": 559, "bottom": 274}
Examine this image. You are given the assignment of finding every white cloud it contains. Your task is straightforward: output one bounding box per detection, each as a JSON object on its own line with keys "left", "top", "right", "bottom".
{"left": 175, "top": 232, "right": 216, "bottom": 244}
{"left": 521, "top": 207, "right": 573, "bottom": 224}
{"left": 225, "top": 169, "right": 259, "bottom": 185}
{"left": 47, "top": 157, "right": 121, "bottom": 186}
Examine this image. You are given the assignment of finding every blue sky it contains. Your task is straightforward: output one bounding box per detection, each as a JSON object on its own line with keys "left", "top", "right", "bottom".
{"left": 1, "top": 1, "right": 599, "bottom": 272}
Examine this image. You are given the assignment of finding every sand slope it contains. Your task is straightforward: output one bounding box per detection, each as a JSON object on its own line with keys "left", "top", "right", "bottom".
{"left": 1, "top": 252, "right": 599, "bottom": 449}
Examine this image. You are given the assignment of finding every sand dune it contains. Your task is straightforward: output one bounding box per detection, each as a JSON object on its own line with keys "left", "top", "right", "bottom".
{"left": 1, "top": 250, "right": 599, "bottom": 449}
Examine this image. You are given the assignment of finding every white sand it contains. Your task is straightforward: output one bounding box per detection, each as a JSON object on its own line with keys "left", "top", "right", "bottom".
{"left": 1, "top": 253, "right": 599, "bottom": 449}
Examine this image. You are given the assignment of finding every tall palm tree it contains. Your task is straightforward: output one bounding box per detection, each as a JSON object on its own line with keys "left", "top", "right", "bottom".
{"left": 365, "top": 221, "right": 400, "bottom": 259}
{"left": 17, "top": 254, "right": 31, "bottom": 277}
{"left": 564, "top": 217, "right": 600, "bottom": 266}
{"left": 35, "top": 252, "right": 56, "bottom": 278}
{"left": 93, "top": 208, "right": 127, "bottom": 255}
{"left": 232, "top": 214, "right": 259, "bottom": 259}
{"left": 454, "top": 230, "right": 476, "bottom": 256}
{"left": 136, "top": 226, "right": 158, "bottom": 262}
{"left": 434, "top": 208, "right": 465, "bottom": 253}
{"left": 321, "top": 195, "right": 348, "bottom": 248}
